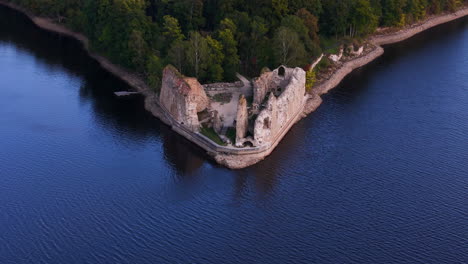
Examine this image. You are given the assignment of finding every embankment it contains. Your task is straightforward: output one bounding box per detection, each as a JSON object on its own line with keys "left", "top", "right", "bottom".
{"left": 303, "top": 7, "right": 468, "bottom": 116}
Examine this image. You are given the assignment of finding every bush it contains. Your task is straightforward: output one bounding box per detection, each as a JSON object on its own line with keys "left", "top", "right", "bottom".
{"left": 305, "top": 70, "right": 316, "bottom": 93}
{"left": 316, "top": 56, "right": 332, "bottom": 72}
{"left": 146, "top": 55, "right": 163, "bottom": 93}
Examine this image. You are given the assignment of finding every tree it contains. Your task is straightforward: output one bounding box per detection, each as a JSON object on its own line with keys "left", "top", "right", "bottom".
{"left": 163, "top": 15, "right": 184, "bottom": 45}
{"left": 206, "top": 36, "right": 225, "bottom": 81}
{"left": 350, "top": 0, "right": 379, "bottom": 36}
{"left": 247, "top": 16, "right": 270, "bottom": 73}
{"left": 128, "top": 30, "right": 148, "bottom": 71}
{"left": 427, "top": 0, "right": 442, "bottom": 14}
{"left": 281, "top": 15, "right": 318, "bottom": 56}
{"left": 186, "top": 31, "right": 209, "bottom": 78}
{"left": 146, "top": 54, "right": 163, "bottom": 92}
{"left": 296, "top": 8, "right": 320, "bottom": 45}
{"left": 11, "top": 0, "right": 465, "bottom": 86}
{"left": 273, "top": 27, "right": 306, "bottom": 66}
{"left": 218, "top": 28, "right": 240, "bottom": 81}
{"left": 405, "top": 0, "right": 428, "bottom": 23}
{"left": 272, "top": 0, "right": 289, "bottom": 18}
{"left": 381, "top": 0, "right": 407, "bottom": 27}
{"left": 168, "top": 40, "right": 187, "bottom": 74}
{"left": 444, "top": 0, "right": 462, "bottom": 12}
{"left": 321, "top": 0, "right": 352, "bottom": 37}
{"left": 289, "top": 0, "right": 323, "bottom": 16}
{"left": 171, "top": 0, "right": 205, "bottom": 31}
{"left": 219, "top": 18, "right": 237, "bottom": 34}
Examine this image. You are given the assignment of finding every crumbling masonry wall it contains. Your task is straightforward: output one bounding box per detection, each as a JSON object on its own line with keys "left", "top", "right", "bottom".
{"left": 236, "top": 95, "right": 248, "bottom": 142}
{"left": 159, "top": 66, "right": 209, "bottom": 132}
{"left": 252, "top": 67, "right": 296, "bottom": 108}
{"left": 252, "top": 67, "right": 306, "bottom": 146}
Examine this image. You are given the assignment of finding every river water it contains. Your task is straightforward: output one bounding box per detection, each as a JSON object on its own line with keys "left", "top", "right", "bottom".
{"left": 1, "top": 6, "right": 467, "bottom": 264}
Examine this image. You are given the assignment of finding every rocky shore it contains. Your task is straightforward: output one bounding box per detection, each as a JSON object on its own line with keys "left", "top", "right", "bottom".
{"left": 304, "top": 7, "right": 468, "bottom": 116}
{"left": 1, "top": 0, "right": 466, "bottom": 169}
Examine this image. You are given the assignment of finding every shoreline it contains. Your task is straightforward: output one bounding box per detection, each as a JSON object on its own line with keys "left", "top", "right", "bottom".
{"left": 217, "top": 7, "right": 468, "bottom": 169}
{"left": 1, "top": 1, "right": 467, "bottom": 169}
{"left": 0, "top": 0, "right": 172, "bottom": 126}
{"left": 304, "top": 7, "right": 468, "bottom": 116}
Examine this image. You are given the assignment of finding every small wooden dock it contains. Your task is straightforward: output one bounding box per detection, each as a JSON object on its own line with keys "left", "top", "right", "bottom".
{"left": 114, "top": 91, "right": 140, "bottom": 97}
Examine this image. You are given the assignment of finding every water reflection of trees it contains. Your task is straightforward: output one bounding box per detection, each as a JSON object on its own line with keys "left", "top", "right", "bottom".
{"left": 0, "top": 5, "right": 317, "bottom": 198}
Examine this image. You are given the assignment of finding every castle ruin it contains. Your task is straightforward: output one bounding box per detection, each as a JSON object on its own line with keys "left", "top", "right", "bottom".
{"left": 159, "top": 65, "right": 307, "bottom": 150}
{"left": 159, "top": 65, "right": 209, "bottom": 132}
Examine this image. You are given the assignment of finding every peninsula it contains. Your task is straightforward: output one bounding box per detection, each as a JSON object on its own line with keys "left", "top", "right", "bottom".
{"left": 1, "top": 0, "right": 467, "bottom": 168}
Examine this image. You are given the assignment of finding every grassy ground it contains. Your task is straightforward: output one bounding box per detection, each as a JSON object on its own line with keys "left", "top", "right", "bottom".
{"left": 200, "top": 126, "right": 226, "bottom": 146}
{"left": 226, "top": 127, "right": 236, "bottom": 144}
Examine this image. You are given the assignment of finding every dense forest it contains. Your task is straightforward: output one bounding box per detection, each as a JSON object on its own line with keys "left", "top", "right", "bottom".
{"left": 6, "top": 0, "right": 467, "bottom": 89}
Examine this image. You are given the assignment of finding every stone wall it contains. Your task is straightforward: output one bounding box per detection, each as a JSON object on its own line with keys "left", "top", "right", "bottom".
{"left": 252, "top": 71, "right": 274, "bottom": 107}
{"left": 236, "top": 95, "right": 248, "bottom": 143}
{"left": 254, "top": 93, "right": 277, "bottom": 145}
{"left": 252, "top": 66, "right": 296, "bottom": 108}
{"left": 159, "top": 66, "right": 209, "bottom": 132}
{"left": 253, "top": 67, "right": 306, "bottom": 146}
{"left": 203, "top": 81, "right": 243, "bottom": 91}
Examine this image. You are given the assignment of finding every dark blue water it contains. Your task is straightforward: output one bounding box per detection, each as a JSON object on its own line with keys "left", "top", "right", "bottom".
{"left": 1, "top": 6, "right": 467, "bottom": 263}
